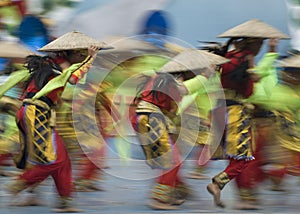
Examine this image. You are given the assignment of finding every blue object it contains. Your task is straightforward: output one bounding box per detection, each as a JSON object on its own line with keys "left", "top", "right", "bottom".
{"left": 139, "top": 10, "right": 172, "bottom": 49}
{"left": 140, "top": 10, "right": 171, "bottom": 35}
{"left": 0, "top": 58, "right": 9, "bottom": 72}
{"left": 18, "top": 15, "right": 50, "bottom": 53}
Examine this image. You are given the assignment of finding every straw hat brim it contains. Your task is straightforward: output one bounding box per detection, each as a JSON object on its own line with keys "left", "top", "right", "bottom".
{"left": 217, "top": 19, "right": 290, "bottom": 39}
{"left": 279, "top": 55, "right": 300, "bottom": 68}
{"left": 101, "top": 36, "right": 162, "bottom": 53}
{"left": 38, "top": 31, "right": 113, "bottom": 52}
{"left": 159, "top": 49, "right": 230, "bottom": 73}
{"left": 0, "top": 41, "right": 34, "bottom": 58}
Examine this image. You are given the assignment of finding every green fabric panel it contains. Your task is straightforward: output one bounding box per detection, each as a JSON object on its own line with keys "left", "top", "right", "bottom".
{"left": 32, "top": 63, "right": 81, "bottom": 100}
{"left": 183, "top": 75, "right": 207, "bottom": 94}
{"left": 0, "top": 69, "right": 29, "bottom": 98}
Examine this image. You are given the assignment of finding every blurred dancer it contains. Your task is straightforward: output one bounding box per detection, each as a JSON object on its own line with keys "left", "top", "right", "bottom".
{"left": 246, "top": 53, "right": 300, "bottom": 197}
{"left": 0, "top": 60, "right": 23, "bottom": 177}
{"left": 70, "top": 74, "right": 121, "bottom": 192}
{"left": 133, "top": 63, "right": 211, "bottom": 209}
{"left": 180, "top": 72, "right": 220, "bottom": 180}
{"left": 0, "top": 34, "right": 101, "bottom": 211}
{"left": 206, "top": 19, "right": 289, "bottom": 208}
{"left": 233, "top": 38, "right": 282, "bottom": 209}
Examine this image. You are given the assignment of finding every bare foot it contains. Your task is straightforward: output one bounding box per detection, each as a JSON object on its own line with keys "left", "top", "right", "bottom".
{"left": 147, "top": 199, "right": 179, "bottom": 210}
{"left": 207, "top": 183, "right": 225, "bottom": 208}
{"left": 234, "top": 200, "right": 261, "bottom": 210}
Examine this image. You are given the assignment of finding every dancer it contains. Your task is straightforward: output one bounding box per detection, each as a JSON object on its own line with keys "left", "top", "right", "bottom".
{"left": 0, "top": 31, "right": 102, "bottom": 212}
{"left": 233, "top": 38, "right": 282, "bottom": 209}
{"left": 133, "top": 49, "right": 228, "bottom": 210}
{"left": 206, "top": 19, "right": 289, "bottom": 208}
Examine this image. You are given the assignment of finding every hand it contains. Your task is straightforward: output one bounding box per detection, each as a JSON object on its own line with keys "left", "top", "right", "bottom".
{"left": 268, "top": 38, "right": 279, "bottom": 52}
{"left": 88, "top": 45, "right": 100, "bottom": 58}
{"left": 247, "top": 54, "right": 255, "bottom": 68}
{"left": 249, "top": 73, "right": 261, "bottom": 82}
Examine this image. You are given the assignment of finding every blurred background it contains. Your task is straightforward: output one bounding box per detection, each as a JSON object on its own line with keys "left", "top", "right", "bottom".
{"left": 0, "top": 0, "right": 299, "bottom": 56}
{"left": 1, "top": 2, "right": 300, "bottom": 213}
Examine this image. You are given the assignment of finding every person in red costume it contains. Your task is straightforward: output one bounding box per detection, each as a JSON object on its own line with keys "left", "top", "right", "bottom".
{"left": 72, "top": 78, "right": 121, "bottom": 192}
{"left": 206, "top": 37, "right": 267, "bottom": 208}
{"left": 206, "top": 19, "right": 289, "bottom": 209}
{"left": 133, "top": 66, "right": 211, "bottom": 210}
{"left": 5, "top": 44, "right": 100, "bottom": 212}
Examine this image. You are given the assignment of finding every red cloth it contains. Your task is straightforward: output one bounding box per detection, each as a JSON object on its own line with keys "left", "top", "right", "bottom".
{"left": 157, "top": 164, "right": 181, "bottom": 187}
{"left": 19, "top": 131, "right": 72, "bottom": 197}
{"left": 140, "top": 76, "right": 182, "bottom": 111}
{"left": 224, "top": 158, "right": 250, "bottom": 181}
{"left": 235, "top": 134, "right": 265, "bottom": 189}
{"left": 221, "top": 50, "right": 254, "bottom": 98}
{"left": 76, "top": 152, "right": 100, "bottom": 180}
{"left": 22, "top": 78, "right": 63, "bottom": 104}
{"left": 0, "top": 154, "right": 12, "bottom": 166}
{"left": 157, "top": 139, "right": 183, "bottom": 187}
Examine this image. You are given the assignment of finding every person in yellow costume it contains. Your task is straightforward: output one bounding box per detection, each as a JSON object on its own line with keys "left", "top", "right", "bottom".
{"left": 132, "top": 47, "right": 229, "bottom": 210}
{"left": 245, "top": 53, "right": 300, "bottom": 199}
{"left": 0, "top": 31, "right": 104, "bottom": 212}
{"left": 178, "top": 71, "right": 221, "bottom": 180}
{"left": 206, "top": 19, "right": 289, "bottom": 208}
{"left": 0, "top": 60, "right": 23, "bottom": 177}
{"left": 231, "top": 38, "right": 282, "bottom": 209}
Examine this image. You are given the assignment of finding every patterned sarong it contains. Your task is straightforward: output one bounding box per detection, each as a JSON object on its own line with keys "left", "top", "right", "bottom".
{"left": 15, "top": 99, "right": 57, "bottom": 168}
{"left": 135, "top": 101, "right": 176, "bottom": 169}
{"left": 137, "top": 113, "right": 173, "bottom": 169}
{"left": 179, "top": 114, "right": 210, "bottom": 146}
{"left": 225, "top": 104, "right": 254, "bottom": 160}
{"left": 276, "top": 111, "right": 300, "bottom": 153}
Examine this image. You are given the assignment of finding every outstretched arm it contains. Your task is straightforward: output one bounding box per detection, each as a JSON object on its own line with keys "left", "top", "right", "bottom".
{"left": 68, "top": 45, "right": 100, "bottom": 84}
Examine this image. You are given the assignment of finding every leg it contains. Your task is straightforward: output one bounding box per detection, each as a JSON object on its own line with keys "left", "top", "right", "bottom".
{"left": 188, "top": 145, "right": 210, "bottom": 179}
{"left": 6, "top": 165, "right": 50, "bottom": 195}
{"left": 52, "top": 158, "right": 72, "bottom": 198}
{"left": 150, "top": 140, "right": 184, "bottom": 209}
{"left": 207, "top": 158, "right": 250, "bottom": 208}
{"left": 51, "top": 157, "right": 82, "bottom": 213}
{"left": 75, "top": 153, "right": 102, "bottom": 192}
{"left": 149, "top": 164, "right": 183, "bottom": 210}
{"left": 234, "top": 130, "right": 265, "bottom": 210}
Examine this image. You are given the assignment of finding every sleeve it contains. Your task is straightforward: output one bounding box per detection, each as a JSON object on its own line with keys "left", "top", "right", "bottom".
{"left": 251, "top": 52, "right": 279, "bottom": 78}
{"left": 182, "top": 75, "right": 208, "bottom": 94}
{"left": 221, "top": 51, "right": 249, "bottom": 74}
{"left": 69, "top": 55, "right": 95, "bottom": 83}
{"left": 248, "top": 52, "right": 279, "bottom": 98}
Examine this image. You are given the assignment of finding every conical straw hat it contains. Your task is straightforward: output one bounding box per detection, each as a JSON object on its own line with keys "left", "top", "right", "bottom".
{"left": 101, "top": 36, "right": 162, "bottom": 53}
{"left": 159, "top": 49, "right": 230, "bottom": 73}
{"left": 217, "top": 19, "right": 290, "bottom": 39}
{"left": 280, "top": 55, "right": 300, "bottom": 68}
{"left": 38, "top": 31, "right": 113, "bottom": 52}
{"left": 0, "top": 41, "right": 34, "bottom": 58}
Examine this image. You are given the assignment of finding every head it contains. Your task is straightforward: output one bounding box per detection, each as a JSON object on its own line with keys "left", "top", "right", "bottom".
{"left": 60, "top": 49, "right": 89, "bottom": 64}
{"left": 171, "top": 71, "right": 195, "bottom": 82}
{"left": 24, "top": 55, "right": 61, "bottom": 90}
{"left": 233, "top": 37, "right": 264, "bottom": 55}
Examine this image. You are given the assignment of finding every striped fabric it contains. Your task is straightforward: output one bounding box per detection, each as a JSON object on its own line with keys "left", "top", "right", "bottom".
{"left": 151, "top": 183, "right": 173, "bottom": 203}
{"left": 19, "top": 100, "right": 57, "bottom": 166}
{"left": 137, "top": 113, "right": 173, "bottom": 170}
{"left": 224, "top": 105, "right": 254, "bottom": 160}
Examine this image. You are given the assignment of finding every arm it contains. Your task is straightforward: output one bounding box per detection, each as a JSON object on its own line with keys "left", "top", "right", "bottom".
{"left": 180, "top": 75, "right": 208, "bottom": 95}
{"left": 248, "top": 38, "right": 279, "bottom": 79}
{"left": 68, "top": 45, "right": 100, "bottom": 84}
